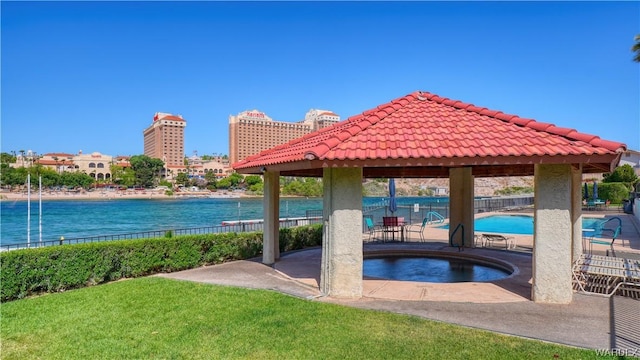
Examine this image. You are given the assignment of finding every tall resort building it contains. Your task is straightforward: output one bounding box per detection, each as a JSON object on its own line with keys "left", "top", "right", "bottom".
{"left": 143, "top": 112, "right": 186, "bottom": 167}
{"left": 229, "top": 109, "right": 340, "bottom": 164}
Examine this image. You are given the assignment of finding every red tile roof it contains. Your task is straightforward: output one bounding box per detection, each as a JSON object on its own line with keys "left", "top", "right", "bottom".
{"left": 36, "top": 159, "right": 74, "bottom": 166}
{"left": 156, "top": 115, "right": 185, "bottom": 122}
{"left": 233, "top": 91, "right": 626, "bottom": 177}
{"left": 43, "top": 153, "right": 75, "bottom": 157}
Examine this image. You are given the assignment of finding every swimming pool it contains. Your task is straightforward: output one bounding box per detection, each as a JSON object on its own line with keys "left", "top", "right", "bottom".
{"left": 439, "top": 215, "right": 605, "bottom": 236}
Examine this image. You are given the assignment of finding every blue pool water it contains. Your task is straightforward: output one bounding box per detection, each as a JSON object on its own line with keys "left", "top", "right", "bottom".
{"left": 439, "top": 215, "right": 605, "bottom": 236}
{"left": 364, "top": 255, "right": 511, "bottom": 283}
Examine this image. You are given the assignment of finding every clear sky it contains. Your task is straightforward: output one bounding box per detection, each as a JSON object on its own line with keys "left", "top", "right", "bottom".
{"left": 2, "top": 1, "right": 639, "bottom": 159}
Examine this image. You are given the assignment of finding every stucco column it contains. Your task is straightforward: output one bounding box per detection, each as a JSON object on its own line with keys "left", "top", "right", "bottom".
{"left": 533, "top": 164, "right": 573, "bottom": 304}
{"left": 449, "top": 167, "right": 474, "bottom": 247}
{"left": 571, "top": 165, "right": 583, "bottom": 262}
{"left": 320, "top": 167, "right": 363, "bottom": 298}
{"left": 262, "top": 170, "right": 280, "bottom": 265}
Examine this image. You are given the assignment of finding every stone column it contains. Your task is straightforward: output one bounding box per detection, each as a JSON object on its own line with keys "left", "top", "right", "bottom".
{"left": 449, "top": 167, "right": 474, "bottom": 247}
{"left": 571, "top": 165, "right": 583, "bottom": 262}
{"left": 262, "top": 171, "right": 280, "bottom": 265}
{"left": 320, "top": 167, "right": 363, "bottom": 298}
{"left": 533, "top": 164, "right": 573, "bottom": 304}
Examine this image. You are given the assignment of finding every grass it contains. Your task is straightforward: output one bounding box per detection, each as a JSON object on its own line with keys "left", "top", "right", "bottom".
{"left": 0, "top": 277, "right": 622, "bottom": 359}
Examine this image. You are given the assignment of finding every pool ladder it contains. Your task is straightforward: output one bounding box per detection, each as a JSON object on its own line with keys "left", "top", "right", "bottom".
{"left": 450, "top": 223, "right": 464, "bottom": 251}
{"left": 425, "top": 211, "right": 445, "bottom": 225}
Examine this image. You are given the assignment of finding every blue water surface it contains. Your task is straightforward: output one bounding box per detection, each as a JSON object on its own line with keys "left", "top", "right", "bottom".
{"left": 0, "top": 196, "right": 448, "bottom": 246}
{"left": 440, "top": 214, "right": 607, "bottom": 236}
{"left": 364, "top": 256, "right": 510, "bottom": 283}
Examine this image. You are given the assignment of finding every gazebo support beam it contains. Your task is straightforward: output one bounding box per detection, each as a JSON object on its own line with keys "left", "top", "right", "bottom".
{"left": 449, "top": 167, "right": 474, "bottom": 247}
{"left": 571, "top": 165, "right": 583, "bottom": 262}
{"left": 532, "top": 164, "right": 574, "bottom": 304}
{"left": 320, "top": 167, "right": 363, "bottom": 298}
{"left": 262, "top": 170, "right": 280, "bottom": 265}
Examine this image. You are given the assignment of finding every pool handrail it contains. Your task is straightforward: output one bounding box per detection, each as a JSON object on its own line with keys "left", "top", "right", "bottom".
{"left": 426, "top": 211, "right": 445, "bottom": 224}
{"left": 601, "top": 217, "right": 622, "bottom": 234}
{"left": 450, "top": 223, "right": 464, "bottom": 251}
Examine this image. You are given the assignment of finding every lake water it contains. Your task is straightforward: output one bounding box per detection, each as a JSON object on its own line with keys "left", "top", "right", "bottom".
{"left": 0, "top": 196, "right": 450, "bottom": 247}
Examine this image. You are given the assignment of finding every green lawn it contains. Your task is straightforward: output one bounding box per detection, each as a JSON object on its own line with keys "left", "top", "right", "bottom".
{"left": 0, "top": 277, "right": 621, "bottom": 359}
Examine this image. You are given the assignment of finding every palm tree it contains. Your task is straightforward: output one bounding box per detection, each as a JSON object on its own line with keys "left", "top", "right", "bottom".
{"left": 633, "top": 34, "right": 640, "bottom": 62}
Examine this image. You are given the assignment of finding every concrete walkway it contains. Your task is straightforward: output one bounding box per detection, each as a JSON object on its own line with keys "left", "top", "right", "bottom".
{"left": 157, "top": 211, "right": 640, "bottom": 352}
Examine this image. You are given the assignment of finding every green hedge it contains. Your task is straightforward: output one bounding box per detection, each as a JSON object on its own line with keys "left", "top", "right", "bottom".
{"left": 594, "top": 182, "right": 630, "bottom": 204}
{"left": 0, "top": 224, "right": 323, "bottom": 302}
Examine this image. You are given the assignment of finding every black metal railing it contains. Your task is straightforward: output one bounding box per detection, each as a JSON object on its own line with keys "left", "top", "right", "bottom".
{"left": 361, "top": 196, "right": 534, "bottom": 232}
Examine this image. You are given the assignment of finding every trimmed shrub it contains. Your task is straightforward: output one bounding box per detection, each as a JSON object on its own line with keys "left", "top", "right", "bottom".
{"left": 596, "top": 182, "right": 630, "bottom": 204}
{"left": 0, "top": 224, "right": 322, "bottom": 302}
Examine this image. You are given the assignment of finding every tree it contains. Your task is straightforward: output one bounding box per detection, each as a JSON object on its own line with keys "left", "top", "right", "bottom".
{"left": 244, "top": 175, "right": 262, "bottom": 187}
{"left": 633, "top": 34, "right": 640, "bottom": 62}
{"left": 0, "top": 152, "right": 16, "bottom": 164}
{"left": 597, "top": 182, "right": 629, "bottom": 204}
{"left": 129, "top": 155, "right": 165, "bottom": 188}
{"left": 111, "top": 164, "right": 136, "bottom": 187}
{"left": 281, "top": 177, "right": 323, "bottom": 196}
{"left": 37, "top": 168, "right": 62, "bottom": 188}
{"left": 0, "top": 163, "right": 15, "bottom": 188}
{"left": 603, "top": 164, "right": 638, "bottom": 188}
{"left": 227, "top": 173, "right": 244, "bottom": 188}
{"left": 60, "top": 171, "right": 94, "bottom": 188}
{"left": 248, "top": 182, "right": 263, "bottom": 194}
{"left": 216, "top": 177, "right": 232, "bottom": 189}
{"left": 175, "top": 172, "right": 189, "bottom": 187}
{"left": 204, "top": 171, "right": 218, "bottom": 189}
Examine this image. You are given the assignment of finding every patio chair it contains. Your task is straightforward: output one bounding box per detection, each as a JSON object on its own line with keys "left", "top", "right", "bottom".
{"left": 589, "top": 225, "right": 622, "bottom": 256}
{"left": 405, "top": 217, "right": 429, "bottom": 242}
{"left": 364, "top": 217, "right": 381, "bottom": 242}
{"left": 482, "top": 233, "right": 515, "bottom": 250}
{"left": 474, "top": 234, "right": 485, "bottom": 248}
{"left": 382, "top": 216, "right": 402, "bottom": 242}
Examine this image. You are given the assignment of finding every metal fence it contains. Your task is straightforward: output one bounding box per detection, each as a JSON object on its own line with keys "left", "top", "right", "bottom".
{"left": 362, "top": 196, "right": 535, "bottom": 229}
{"left": 1, "top": 217, "right": 324, "bottom": 252}
{"left": 2, "top": 196, "right": 534, "bottom": 252}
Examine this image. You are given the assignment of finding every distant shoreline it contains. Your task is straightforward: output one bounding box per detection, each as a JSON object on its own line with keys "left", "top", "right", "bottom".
{"left": 0, "top": 190, "right": 252, "bottom": 202}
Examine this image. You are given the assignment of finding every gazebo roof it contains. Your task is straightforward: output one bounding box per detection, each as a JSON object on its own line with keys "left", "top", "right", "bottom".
{"left": 233, "top": 90, "right": 626, "bottom": 178}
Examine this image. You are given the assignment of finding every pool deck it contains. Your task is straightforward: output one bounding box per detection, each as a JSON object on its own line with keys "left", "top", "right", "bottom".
{"left": 158, "top": 209, "right": 640, "bottom": 351}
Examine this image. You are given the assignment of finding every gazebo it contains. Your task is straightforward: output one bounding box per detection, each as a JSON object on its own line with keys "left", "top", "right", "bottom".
{"left": 233, "top": 90, "right": 626, "bottom": 304}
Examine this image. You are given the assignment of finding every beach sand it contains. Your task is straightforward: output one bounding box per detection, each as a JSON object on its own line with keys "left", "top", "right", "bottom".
{"left": 0, "top": 189, "right": 247, "bottom": 201}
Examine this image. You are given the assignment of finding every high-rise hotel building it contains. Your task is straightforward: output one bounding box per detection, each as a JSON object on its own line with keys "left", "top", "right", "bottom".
{"left": 143, "top": 112, "right": 186, "bottom": 167}
{"left": 229, "top": 109, "right": 340, "bottom": 164}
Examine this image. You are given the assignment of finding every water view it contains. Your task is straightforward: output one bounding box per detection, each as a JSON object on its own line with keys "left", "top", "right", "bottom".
{"left": 0, "top": 196, "right": 451, "bottom": 247}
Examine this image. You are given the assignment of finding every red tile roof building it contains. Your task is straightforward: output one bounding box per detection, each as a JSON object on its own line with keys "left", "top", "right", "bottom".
{"left": 143, "top": 112, "right": 186, "bottom": 167}
{"left": 26, "top": 151, "right": 126, "bottom": 181}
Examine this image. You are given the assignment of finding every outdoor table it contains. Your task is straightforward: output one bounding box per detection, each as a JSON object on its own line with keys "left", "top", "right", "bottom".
{"left": 586, "top": 200, "right": 605, "bottom": 211}
{"left": 380, "top": 217, "right": 406, "bottom": 242}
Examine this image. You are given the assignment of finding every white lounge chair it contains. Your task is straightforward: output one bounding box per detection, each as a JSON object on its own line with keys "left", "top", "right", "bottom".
{"left": 482, "top": 233, "right": 515, "bottom": 250}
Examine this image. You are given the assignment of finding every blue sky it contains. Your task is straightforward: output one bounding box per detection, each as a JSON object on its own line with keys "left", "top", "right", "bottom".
{"left": 2, "top": 1, "right": 639, "bottom": 159}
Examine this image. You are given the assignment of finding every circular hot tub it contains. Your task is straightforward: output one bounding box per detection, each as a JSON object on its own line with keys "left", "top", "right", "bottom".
{"left": 363, "top": 250, "right": 516, "bottom": 283}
